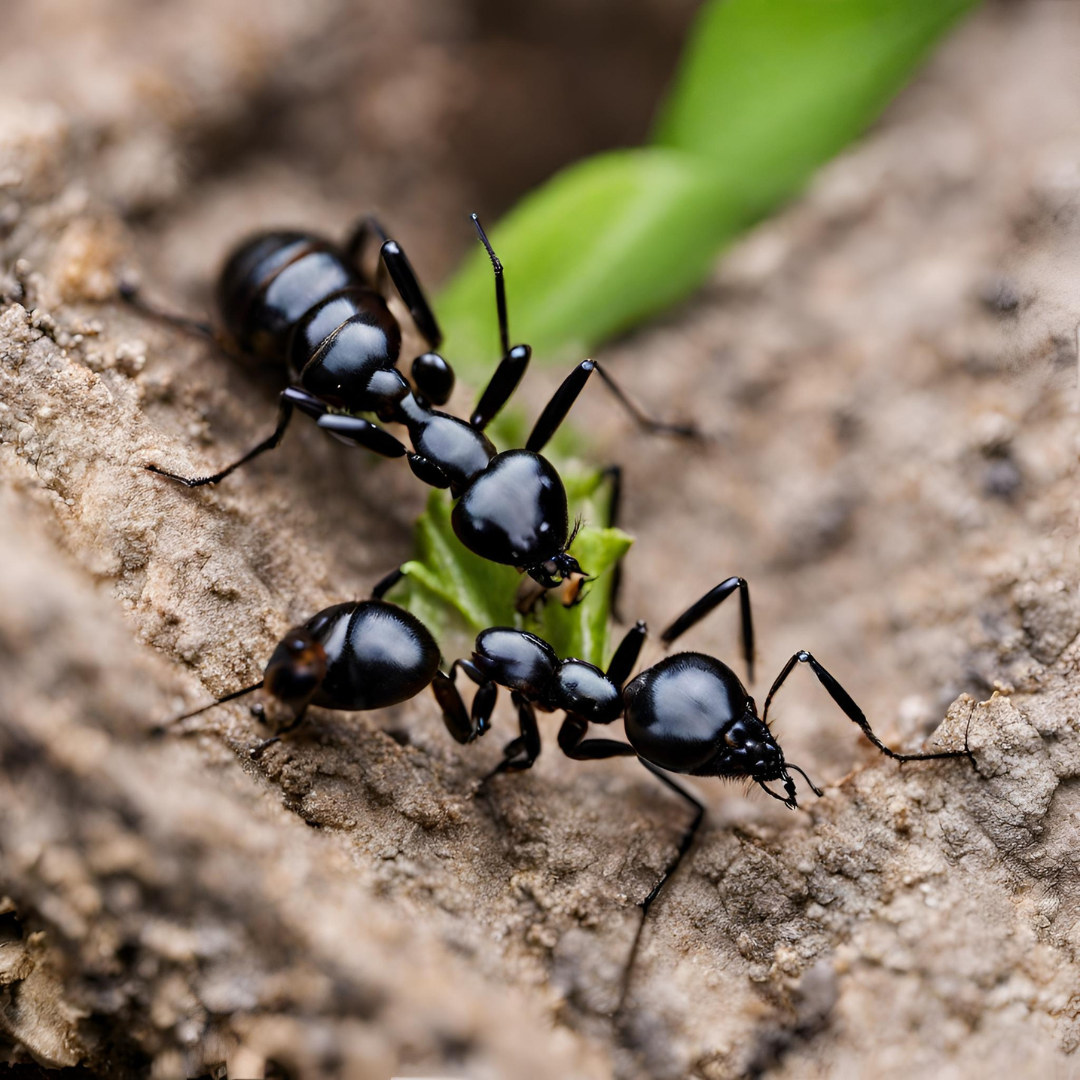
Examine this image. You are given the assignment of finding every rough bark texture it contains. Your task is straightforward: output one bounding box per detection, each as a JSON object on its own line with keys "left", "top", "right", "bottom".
{"left": 1, "top": 2, "right": 1079, "bottom": 1078}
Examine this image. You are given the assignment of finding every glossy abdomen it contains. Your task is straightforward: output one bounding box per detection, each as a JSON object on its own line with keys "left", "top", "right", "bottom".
{"left": 217, "top": 231, "right": 361, "bottom": 360}
{"left": 304, "top": 600, "right": 440, "bottom": 712}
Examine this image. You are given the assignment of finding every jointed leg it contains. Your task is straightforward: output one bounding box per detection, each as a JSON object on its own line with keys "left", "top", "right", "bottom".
{"left": 467, "top": 215, "right": 531, "bottom": 429}
{"left": 636, "top": 763, "right": 705, "bottom": 916}
{"left": 480, "top": 692, "right": 542, "bottom": 784}
{"left": 147, "top": 387, "right": 313, "bottom": 487}
{"left": 150, "top": 680, "right": 264, "bottom": 737}
{"left": 592, "top": 361, "right": 699, "bottom": 440}
{"left": 147, "top": 387, "right": 408, "bottom": 487}
{"left": 526, "top": 359, "right": 697, "bottom": 455}
{"left": 599, "top": 463, "right": 626, "bottom": 622}
{"left": 250, "top": 705, "right": 309, "bottom": 760}
{"left": 345, "top": 216, "right": 442, "bottom": 349}
{"left": 316, "top": 413, "right": 407, "bottom": 457}
{"left": 660, "top": 576, "right": 755, "bottom": 684}
{"left": 556, "top": 716, "right": 705, "bottom": 1009}
{"left": 557, "top": 716, "right": 704, "bottom": 909}
{"left": 431, "top": 659, "right": 490, "bottom": 744}
{"left": 763, "top": 650, "right": 969, "bottom": 762}
{"left": 470, "top": 345, "right": 531, "bottom": 430}
{"left": 606, "top": 621, "right": 647, "bottom": 691}
{"left": 556, "top": 713, "right": 638, "bottom": 761}
{"left": 370, "top": 567, "right": 404, "bottom": 600}
{"left": 119, "top": 279, "right": 216, "bottom": 340}
{"left": 618, "top": 762, "right": 705, "bottom": 1013}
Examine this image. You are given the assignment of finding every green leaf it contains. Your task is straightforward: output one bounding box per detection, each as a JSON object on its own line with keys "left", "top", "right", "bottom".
{"left": 653, "top": 0, "right": 978, "bottom": 215}
{"left": 388, "top": 472, "right": 632, "bottom": 669}
{"left": 534, "top": 524, "right": 633, "bottom": 667}
{"left": 437, "top": 0, "right": 978, "bottom": 365}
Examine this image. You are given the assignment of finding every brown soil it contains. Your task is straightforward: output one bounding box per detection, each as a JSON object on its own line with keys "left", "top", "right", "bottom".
{"left": 1, "top": 2, "right": 1078, "bottom": 1078}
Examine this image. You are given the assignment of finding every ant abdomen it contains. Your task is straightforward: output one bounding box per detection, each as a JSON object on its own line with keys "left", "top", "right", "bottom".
{"left": 217, "top": 231, "right": 361, "bottom": 360}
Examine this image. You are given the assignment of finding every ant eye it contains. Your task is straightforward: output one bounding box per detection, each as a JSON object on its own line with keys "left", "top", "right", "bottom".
{"left": 724, "top": 725, "right": 748, "bottom": 750}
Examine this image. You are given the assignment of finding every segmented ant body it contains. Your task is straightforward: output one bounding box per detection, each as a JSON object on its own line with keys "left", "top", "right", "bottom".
{"left": 158, "top": 568, "right": 451, "bottom": 758}
{"left": 433, "top": 574, "right": 971, "bottom": 970}
{"left": 126, "top": 216, "right": 693, "bottom": 591}
{"left": 159, "top": 568, "right": 971, "bottom": 1005}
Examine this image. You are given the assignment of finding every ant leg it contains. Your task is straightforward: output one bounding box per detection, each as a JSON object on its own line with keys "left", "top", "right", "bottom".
{"left": 599, "top": 463, "right": 626, "bottom": 622}
{"left": 481, "top": 692, "right": 542, "bottom": 783}
{"left": 557, "top": 718, "right": 702, "bottom": 911}
{"left": 344, "top": 215, "right": 443, "bottom": 349}
{"left": 250, "top": 705, "right": 309, "bottom": 760}
{"left": 431, "top": 660, "right": 490, "bottom": 744}
{"left": 557, "top": 714, "right": 638, "bottom": 760}
{"left": 620, "top": 763, "right": 704, "bottom": 1013}
{"left": 763, "top": 651, "right": 969, "bottom": 763}
{"left": 470, "top": 345, "right": 531, "bottom": 431}
{"left": 635, "top": 763, "right": 705, "bottom": 915}
{"left": 525, "top": 360, "right": 697, "bottom": 455}
{"left": 406, "top": 452, "right": 452, "bottom": 489}
{"left": 370, "top": 567, "right": 404, "bottom": 600}
{"left": 316, "top": 414, "right": 408, "bottom": 458}
{"left": 118, "top": 280, "right": 216, "bottom": 340}
{"left": 607, "top": 621, "right": 647, "bottom": 691}
{"left": 660, "top": 577, "right": 755, "bottom": 685}
{"left": 556, "top": 716, "right": 704, "bottom": 1008}
{"left": 146, "top": 386, "right": 320, "bottom": 487}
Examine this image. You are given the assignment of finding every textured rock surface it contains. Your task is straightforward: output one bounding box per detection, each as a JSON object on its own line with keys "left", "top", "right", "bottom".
{"left": 1, "top": 2, "right": 1079, "bottom": 1077}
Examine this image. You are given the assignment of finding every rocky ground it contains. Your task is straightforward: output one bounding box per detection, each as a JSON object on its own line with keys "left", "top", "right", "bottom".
{"left": 1, "top": 1, "right": 1079, "bottom": 1077}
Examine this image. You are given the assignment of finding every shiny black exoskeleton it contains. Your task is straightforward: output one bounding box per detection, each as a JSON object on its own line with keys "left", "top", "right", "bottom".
{"left": 126, "top": 215, "right": 694, "bottom": 591}
{"left": 433, "top": 574, "right": 971, "bottom": 991}
{"left": 157, "top": 569, "right": 442, "bottom": 758}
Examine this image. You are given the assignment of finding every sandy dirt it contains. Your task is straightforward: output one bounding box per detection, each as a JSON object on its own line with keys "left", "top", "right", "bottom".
{"left": 1, "top": 1, "right": 1079, "bottom": 1077}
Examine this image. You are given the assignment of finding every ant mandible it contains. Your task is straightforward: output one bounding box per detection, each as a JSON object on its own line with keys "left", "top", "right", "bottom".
{"left": 432, "top": 573, "right": 973, "bottom": 995}
{"left": 124, "top": 214, "right": 695, "bottom": 592}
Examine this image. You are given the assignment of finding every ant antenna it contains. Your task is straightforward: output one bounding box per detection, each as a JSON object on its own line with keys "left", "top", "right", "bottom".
{"left": 152, "top": 681, "right": 263, "bottom": 736}
{"left": 471, "top": 213, "right": 509, "bottom": 357}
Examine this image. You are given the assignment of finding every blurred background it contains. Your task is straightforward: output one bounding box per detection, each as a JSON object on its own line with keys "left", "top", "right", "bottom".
{"left": 2, "top": 2, "right": 1080, "bottom": 1078}
{"left": 1, "top": 0, "right": 698, "bottom": 282}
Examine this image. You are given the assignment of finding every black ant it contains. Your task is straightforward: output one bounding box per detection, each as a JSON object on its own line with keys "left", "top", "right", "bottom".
{"left": 123, "top": 215, "right": 695, "bottom": 592}
{"left": 432, "top": 573, "right": 973, "bottom": 1002}
{"left": 154, "top": 568, "right": 971, "bottom": 1010}
{"left": 155, "top": 568, "right": 458, "bottom": 759}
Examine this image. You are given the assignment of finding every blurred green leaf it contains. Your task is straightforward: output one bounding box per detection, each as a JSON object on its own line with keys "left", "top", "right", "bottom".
{"left": 388, "top": 472, "right": 631, "bottom": 668}
{"left": 438, "top": 0, "right": 977, "bottom": 367}
{"left": 653, "top": 0, "right": 976, "bottom": 215}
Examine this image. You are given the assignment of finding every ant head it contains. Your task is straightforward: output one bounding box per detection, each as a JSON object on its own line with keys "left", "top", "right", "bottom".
{"left": 264, "top": 628, "right": 328, "bottom": 710}
{"left": 723, "top": 716, "right": 785, "bottom": 781}
{"left": 526, "top": 551, "right": 583, "bottom": 590}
